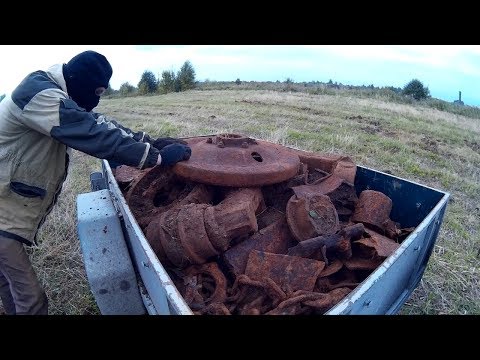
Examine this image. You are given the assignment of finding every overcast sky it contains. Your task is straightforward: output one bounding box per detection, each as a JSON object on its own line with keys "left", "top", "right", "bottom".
{"left": 1, "top": 45, "right": 479, "bottom": 106}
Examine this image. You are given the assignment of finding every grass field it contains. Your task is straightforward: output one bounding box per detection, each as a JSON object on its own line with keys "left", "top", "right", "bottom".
{"left": 3, "top": 89, "right": 478, "bottom": 315}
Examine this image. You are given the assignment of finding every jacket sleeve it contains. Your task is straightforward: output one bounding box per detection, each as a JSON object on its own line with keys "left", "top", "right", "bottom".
{"left": 91, "top": 112, "right": 154, "bottom": 143}
{"left": 20, "top": 90, "right": 159, "bottom": 169}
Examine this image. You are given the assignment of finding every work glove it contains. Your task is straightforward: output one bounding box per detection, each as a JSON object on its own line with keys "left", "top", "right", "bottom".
{"left": 152, "top": 137, "right": 188, "bottom": 150}
{"left": 158, "top": 143, "right": 192, "bottom": 166}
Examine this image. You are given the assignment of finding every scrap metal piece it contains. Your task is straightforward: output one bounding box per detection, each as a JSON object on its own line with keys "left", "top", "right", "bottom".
{"left": 285, "top": 150, "right": 342, "bottom": 173}
{"left": 256, "top": 207, "right": 285, "bottom": 230}
{"left": 204, "top": 188, "right": 263, "bottom": 251}
{"left": 177, "top": 204, "right": 219, "bottom": 264}
{"left": 292, "top": 175, "right": 358, "bottom": 221}
{"left": 173, "top": 134, "right": 301, "bottom": 187}
{"left": 222, "top": 216, "right": 293, "bottom": 277}
{"left": 264, "top": 291, "right": 322, "bottom": 315}
{"left": 287, "top": 223, "right": 363, "bottom": 264}
{"left": 245, "top": 250, "right": 325, "bottom": 292}
{"left": 315, "top": 268, "right": 359, "bottom": 293}
{"left": 113, "top": 165, "right": 146, "bottom": 190}
{"left": 144, "top": 216, "right": 174, "bottom": 267}
{"left": 125, "top": 164, "right": 213, "bottom": 229}
{"left": 342, "top": 257, "right": 384, "bottom": 271}
{"left": 303, "top": 287, "right": 352, "bottom": 314}
{"left": 353, "top": 228, "right": 400, "bottom": 258}
{"left": 286, "top": 193, "right": 339, "bottom": 242}
{"left": 228, "top": 275, "right": 291, "bottom": 315}
{"left": 184, "top": 262, "right": 228, "bottom": 308}
{"left": 195, "top": 303, "right": 232, "bottom": 315}
{"left": 158, "top": 207, "right": 191, "bottom": 268}
{"left": 332, "top": 158, "right": 357, "bottom": 184}
{"left": 318, "top": 258, "right": 344, "bottom": 277}
{"left": 283, "top": 149, "right": 357, "bottom": 184}
{"left": 352, "top": 190, "right": 393, "bottom": 234}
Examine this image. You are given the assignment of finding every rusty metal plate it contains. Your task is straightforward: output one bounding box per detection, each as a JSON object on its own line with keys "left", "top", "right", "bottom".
{"left": 353, "top": 228, "right": 400, "bottom": 258}
{"left": 245, "top": 250, "right": 325, "bottom": 292}
{"left": 173, "top": 134, "right": 301, "bottom": 187}
{"left": 222, "top": 217, "right": 293, "bottom": 277}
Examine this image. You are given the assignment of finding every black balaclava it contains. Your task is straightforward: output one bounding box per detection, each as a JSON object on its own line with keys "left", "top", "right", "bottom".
{"left": 63, "top": 50, "right": 113, "bottom": 112}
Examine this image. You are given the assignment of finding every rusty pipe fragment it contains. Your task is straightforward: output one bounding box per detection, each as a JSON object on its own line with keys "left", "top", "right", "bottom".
{"left": 287, "top": 223, "right": 364, "bottom": 264}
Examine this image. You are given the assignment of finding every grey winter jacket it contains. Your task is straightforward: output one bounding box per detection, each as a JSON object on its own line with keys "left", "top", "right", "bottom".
{"left": 0, "top": 63, "right": 160, "bottom": 245}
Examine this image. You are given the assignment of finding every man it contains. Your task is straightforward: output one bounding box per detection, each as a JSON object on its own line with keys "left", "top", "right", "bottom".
{"left": 0, "top": 50, "right": 192, "bottom": 315}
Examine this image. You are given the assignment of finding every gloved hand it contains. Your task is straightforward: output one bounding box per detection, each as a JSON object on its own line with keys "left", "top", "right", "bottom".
{"left": 158, "top": 143, "right": 192, "bottom": 166}
{"left": 152, "top": 137, "right": 188, "bottom": 150}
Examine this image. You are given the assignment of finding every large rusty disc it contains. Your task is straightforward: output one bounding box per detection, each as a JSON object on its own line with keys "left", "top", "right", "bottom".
{"left": 173, "top": 134, "right": 301, "bottom": 187}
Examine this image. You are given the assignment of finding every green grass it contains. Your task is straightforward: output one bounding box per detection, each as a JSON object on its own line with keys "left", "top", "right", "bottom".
{"left": 3, "top": 88, "right": 478, "bottom": 315}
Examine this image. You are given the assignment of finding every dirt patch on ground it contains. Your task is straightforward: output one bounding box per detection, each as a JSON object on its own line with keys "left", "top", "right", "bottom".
{"left": 238, "top": 99, "right": 268, "bottom": 106}
{"left": 349, "top": 115, "right": 397, "bottom": 138}
{"left": 419, "top": 136, "right": 441, "bottom": 153}
{"left": 464, "top": 139, "right": 480, "bottom": 153}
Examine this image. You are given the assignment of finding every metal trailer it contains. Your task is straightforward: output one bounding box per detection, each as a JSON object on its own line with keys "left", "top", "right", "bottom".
{"left": 77, "top": 153, "right": 450, "bottom": 315}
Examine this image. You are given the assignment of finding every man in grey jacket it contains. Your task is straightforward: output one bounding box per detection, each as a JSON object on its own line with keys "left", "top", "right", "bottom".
{"left": 0, "top": 50, "right": 192, "bottom": 315}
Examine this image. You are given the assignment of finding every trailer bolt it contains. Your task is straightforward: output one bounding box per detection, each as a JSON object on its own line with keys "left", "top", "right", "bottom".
{"left": 364, "top": 300, "right": 371, "bottom": 307}
{"left": 142, "top": 261, "right": 150, "bottom": 268}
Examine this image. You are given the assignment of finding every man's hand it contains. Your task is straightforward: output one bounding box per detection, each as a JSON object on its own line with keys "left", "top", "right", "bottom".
{"left": 156, "top": 143, "right": 192, "bottom": 166}
{"left": 152, "top": 137, "right": 188, "bottom": 150}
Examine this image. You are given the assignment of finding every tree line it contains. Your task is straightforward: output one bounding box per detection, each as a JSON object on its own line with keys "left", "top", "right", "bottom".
{"left": 106, "top": 60, "right": 196, "bottom": 97}
{"left": 0, "top": 72, "right": 437, "bottom": 106}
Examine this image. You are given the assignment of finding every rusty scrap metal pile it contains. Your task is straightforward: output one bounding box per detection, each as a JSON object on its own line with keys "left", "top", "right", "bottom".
{"left": 114, "top": 134, "right": 414, "bottom": 315}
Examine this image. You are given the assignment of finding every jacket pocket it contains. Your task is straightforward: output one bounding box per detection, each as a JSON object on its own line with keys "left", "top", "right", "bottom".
{"left": 10, "top": 182, "right": 46, "bottom": 199}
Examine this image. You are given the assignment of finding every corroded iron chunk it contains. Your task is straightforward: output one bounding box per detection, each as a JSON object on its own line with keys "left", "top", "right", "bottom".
{"left": 158, "top": 207, "right": 189, "bottom": 268}
{"left": 315, "top": 268, "right": 359, "bottom": 293}
{"left": 125, "top": 165, "right": 213, "bottom": 229}
{"left": 292, "top": 175, "right": 358, "bottom": 221}
{"left": 245, "top": 251, "right": 325, "bottom": 292}
{"left": 303, "top": 287, "right": 352, "bottom": 314}
{"left": 256, "top": 207, "right": 285, "bottom": 230}
{"left": 283, "top": 148, "right": 357, "bottom": 184}
{"left": 144, "top": 216, "right": 173, "bottom": 267}
{"left": 286, "top": 223, "right": 363, "bottom": 264}
{"left": 286, "top": 193, "right": 339, "bottom": 242}
{"left": 183, "top": 262, "right": 228, "bottom": 310}
{"left": 353, "top": 228, "right": 400, "bottom": 258}
{"left": 113, "top": 165, "right": 146, "bottom": 190}
{"left": 173, "top": 134, "right": 301, "bottom": 187}
{"left": 177, "top": 203, "right": 219, "bottom": 264}
{"left": 222, "top": 216, "right": 294, "bottom": 277}
{"left": 204, "top": 188, "right": 263, "bottom": 251}
{"left": 352, "top": 190, "right": 393, "bottom": 234}
{"left": 342, "top": 257, "right": 384, "bottom": 271}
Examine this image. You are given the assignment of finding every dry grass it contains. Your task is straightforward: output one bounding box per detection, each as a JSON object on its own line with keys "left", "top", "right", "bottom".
{"left": 2, "top": 89, "right": 478, "bottom": 315}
